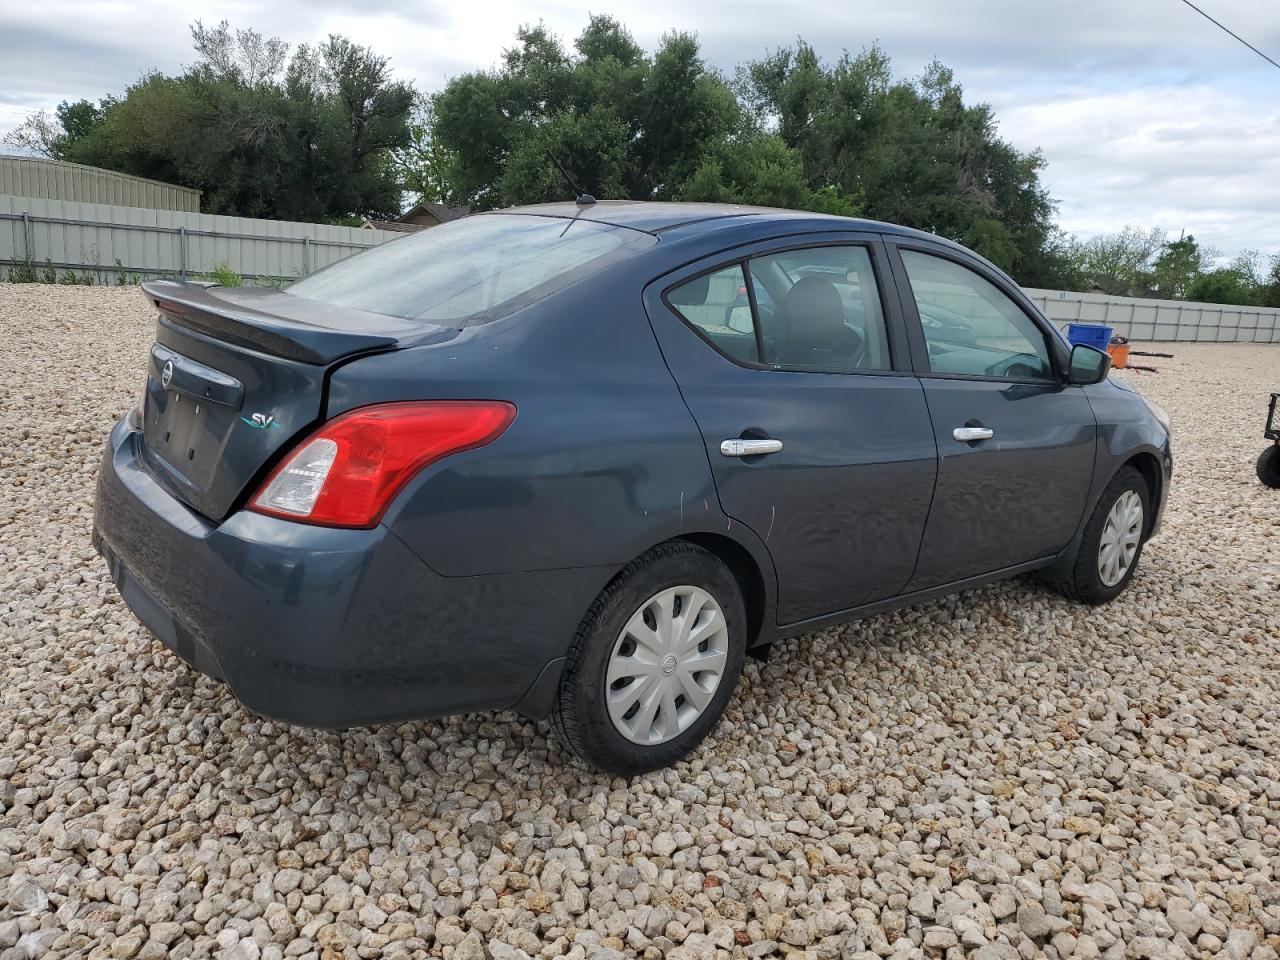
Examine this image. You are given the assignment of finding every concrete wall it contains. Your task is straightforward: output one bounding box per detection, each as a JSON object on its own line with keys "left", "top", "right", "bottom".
{"left": 0, "top": 195, "right": 402, "bottom": 284}
{"left": 0, "top": 156, "right": 201, "bottom": 213}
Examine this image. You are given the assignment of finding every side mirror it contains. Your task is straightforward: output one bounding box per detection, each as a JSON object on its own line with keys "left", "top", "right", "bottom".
{"left": 1068, "top": 344, "right": 1111, "bottom": 385}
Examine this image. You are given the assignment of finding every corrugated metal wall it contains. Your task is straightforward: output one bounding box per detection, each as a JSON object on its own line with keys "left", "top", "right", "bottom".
{"left": 3, "top": 197, "right": 1278, "bottom": 341}
{"left": 0, "top": 157, "right": 202, "bottom": 213}
{"left": 1025, "top": 287, "right": 1280, "bottom": 344}
{"left": 0, "top": 195, "right": 401, "bottom": 283}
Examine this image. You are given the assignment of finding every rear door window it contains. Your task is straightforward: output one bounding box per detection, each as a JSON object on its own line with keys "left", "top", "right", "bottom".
{"left": 288, "top": 214, "right": 656, "bottom": 324}
{"left": 667, "top": 244, "right": 893, "bottom": 372}
{"left": 666, "top": 264, "right": 759, "bottom": 365}
{"left": 749, "top": 245, "right": 891, "bottom": 372}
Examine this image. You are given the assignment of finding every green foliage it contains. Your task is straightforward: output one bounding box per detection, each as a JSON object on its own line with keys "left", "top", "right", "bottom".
{"left": 740, "top": 45, "right": 1065, "bottom": 283}
{"left": 1071, "top": 226, "right": 1166, "bottom": 296}
{"left": 430, "top": 17, "right": 851, "bottom": 216}
{"left": 5, "top": 259, "right": 115, "bottom": 285}
{"left": 1186, "top": 269, "right": 1257, "bottom": 306}
{"left": 6, "top": 261, "right": 38, "bottom": 283}
{"left": 10, "top": 21, "right": 414, "bottom": 222}
{"left": 1260, "top": 257, "right": 1280, "bottom": 308}
{"left": 1065, "top": 232, "right": 1280, "bottom": 307}
{"left": 1150, "top": 235, "right": 1204, "bottom": 299}
{"left": 1183, "top": 250, "right": 1269, "bottom": 307}
{"left": 207, "top": 263, "right": 243, "bottom": 287}
{"left": 391, "top": 94, "right": 453, "bottom": 203}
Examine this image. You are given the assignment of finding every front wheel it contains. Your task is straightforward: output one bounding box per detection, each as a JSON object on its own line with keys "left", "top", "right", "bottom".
{"left": 551, "top": 542, "right": 746, "bottom": 774}
{"left": 1258, "top": 446, "right": 1280, "bottom": 488}
{"left": 1053, "top": 466, "right": 1151, "bottom": 605}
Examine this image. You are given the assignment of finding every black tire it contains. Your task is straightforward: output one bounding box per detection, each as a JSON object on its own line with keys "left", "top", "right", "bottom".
{"left": 1258, "top": 446, "right": 1280, "bottom": 488}
{"left": 551, "top": 541, "right": 747, "bottom": 774}
{"left": 1052, "top": 465, "right": 1151, "bottom": 605}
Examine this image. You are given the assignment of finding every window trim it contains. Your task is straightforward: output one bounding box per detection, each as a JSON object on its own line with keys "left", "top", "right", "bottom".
{"left": 659, "top": 238, "right": 907, "bottom": 378}
{"left": 888, "top": 239, "right": 1068, "bottom": 385}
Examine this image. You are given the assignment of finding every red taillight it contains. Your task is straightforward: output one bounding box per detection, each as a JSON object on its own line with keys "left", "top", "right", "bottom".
{"left": 248, "top": 401, "right": 516, "bottom": 528}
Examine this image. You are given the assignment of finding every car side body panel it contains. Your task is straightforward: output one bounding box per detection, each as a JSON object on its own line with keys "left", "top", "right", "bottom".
{"left": 1080, "top": 379, "right": 1173, "bottom": 533}
{"left": 640, "top": 234, "right": 939, "bottom": 624}
{"left": 905, "top": 377, "right": 1097, "bottom": 588}
{"left": 323, "top": 266, "right": 778, "bottom": 595}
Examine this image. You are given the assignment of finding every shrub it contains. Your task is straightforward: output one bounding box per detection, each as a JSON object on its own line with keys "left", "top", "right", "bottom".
{"left": 209, "top": 263, "right": 242, "bottom": 287}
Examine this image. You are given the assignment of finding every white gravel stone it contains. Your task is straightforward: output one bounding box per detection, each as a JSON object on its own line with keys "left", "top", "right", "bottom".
{"left": 0, "top": 284, "right": 1277, "bottom": 960}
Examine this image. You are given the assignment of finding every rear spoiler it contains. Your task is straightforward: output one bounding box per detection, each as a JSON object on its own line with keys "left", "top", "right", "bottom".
{"left": 141, "top": 280, "right": 431, "bottom": 365}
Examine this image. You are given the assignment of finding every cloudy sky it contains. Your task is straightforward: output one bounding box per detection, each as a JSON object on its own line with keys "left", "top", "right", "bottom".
{"left": 2, "top": 0, "right": 1278, "bottom": 259}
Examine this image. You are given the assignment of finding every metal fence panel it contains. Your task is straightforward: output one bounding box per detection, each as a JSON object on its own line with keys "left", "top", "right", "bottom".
{"left": 0, "top": 194, "right": 400, "bottom": 284}
{"left": 3, "top": 201, "right": 1279, "bottom": 343}
{"left": 1024, "top": 287, "right": 1280, "bottom": 344}
{"left": 0, "top": 157, "right": 201, "bottom": 212}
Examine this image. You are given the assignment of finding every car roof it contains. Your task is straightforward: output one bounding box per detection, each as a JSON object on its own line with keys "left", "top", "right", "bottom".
{"left": 492, "top": 200, "right": 928, "bottom": 239}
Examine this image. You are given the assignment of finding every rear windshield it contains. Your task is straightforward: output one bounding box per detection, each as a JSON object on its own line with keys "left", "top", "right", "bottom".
{"left": 288, "top": 213, "right": 655, "bottom": 323}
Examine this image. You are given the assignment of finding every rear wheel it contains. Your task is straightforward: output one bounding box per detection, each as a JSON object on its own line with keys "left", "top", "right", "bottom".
{"left": 1258, "top": 446, "right": 1280, "bottom": 488}
{"left": 552, "top": 542, "right": 746, "bottom": 774}
{"left": 1052, "top": 465, "right": 1151, "bottom": 605}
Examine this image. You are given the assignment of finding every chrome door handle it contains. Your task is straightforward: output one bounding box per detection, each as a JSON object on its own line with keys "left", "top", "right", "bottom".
{"left": 720, "top": 438, "right": 783, "bottom": 457}
{"left": 953, "top": 426, "right": 994, "bottom": 442}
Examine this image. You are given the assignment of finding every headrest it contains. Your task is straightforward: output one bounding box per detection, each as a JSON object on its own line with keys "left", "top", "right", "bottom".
{"left": 784, "top": 276, "right": 845, "bottom": 346}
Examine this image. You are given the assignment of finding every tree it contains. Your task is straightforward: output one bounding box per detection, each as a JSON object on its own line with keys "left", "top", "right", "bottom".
{"left": 1260, "top": 256, "right": 1280, "bottom": 309}
{"left": 1150, "top": 234, "right": 1205, "bottom": 299}
{"left": 430, "top": 18, "right": 856, "bottom": 214}
{"left": 1186, "top": 268, "right": 1257, "bottom": 306}
{"left": 190, "top": 20, "right": 288, "bottom": 86}
{"left": 739, "top": 44, "right": 1068, "bottom": 284}
{"left": 5, "top": 22, "right": 413, "bottom": 222}
{"left": 1073, "top": 226, "right": 1165, "bottom": 295}
{"left": 391, "top": 94, "right": 452, "bottom": 203}
{"left": 2, "top": 110, "right": 63, "bottom": 157}
{"left": 1, "top": 99, "right": 110, "bottom": 159}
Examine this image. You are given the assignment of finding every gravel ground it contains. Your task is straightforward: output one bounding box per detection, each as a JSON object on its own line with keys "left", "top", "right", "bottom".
{"left": 0, "top": 283, "right": 1277, "bottom": 960}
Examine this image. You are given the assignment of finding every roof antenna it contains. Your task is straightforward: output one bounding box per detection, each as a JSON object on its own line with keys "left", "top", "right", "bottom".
{"left": 549, "top": 151, "right": 592, "bottom": 205}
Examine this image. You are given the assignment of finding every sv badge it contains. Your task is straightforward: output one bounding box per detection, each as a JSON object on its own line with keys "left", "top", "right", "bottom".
{"left": 240, "top": 413, "right": 280, "bottom": 430}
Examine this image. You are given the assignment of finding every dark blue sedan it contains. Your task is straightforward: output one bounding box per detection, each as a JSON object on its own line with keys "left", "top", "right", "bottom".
{"left": 93, "top": 202, "right": 1172, "bottom": 772}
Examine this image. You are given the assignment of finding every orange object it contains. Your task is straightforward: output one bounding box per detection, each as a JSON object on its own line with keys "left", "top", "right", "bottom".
{"left": 1108, "top": 342, "right": 1130, "bottom": 369}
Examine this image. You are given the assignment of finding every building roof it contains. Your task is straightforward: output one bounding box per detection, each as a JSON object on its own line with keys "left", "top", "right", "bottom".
{"left": 399, "top": 201, "right": 470, "bottom": 225}
{"left": 361, "top": 219, "right": 425, "bottom": 233}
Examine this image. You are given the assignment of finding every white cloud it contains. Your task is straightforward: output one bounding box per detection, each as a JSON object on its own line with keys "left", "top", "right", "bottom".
{"left": 2, "top": 0, "right": 1278, "bottom": 257}
{"left": 997, "top": 83, "right": 1280, "bottom": 257}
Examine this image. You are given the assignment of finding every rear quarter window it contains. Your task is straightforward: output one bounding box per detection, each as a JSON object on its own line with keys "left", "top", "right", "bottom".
{"left": 288, "top": 214, "right": 656, "bottom": 324}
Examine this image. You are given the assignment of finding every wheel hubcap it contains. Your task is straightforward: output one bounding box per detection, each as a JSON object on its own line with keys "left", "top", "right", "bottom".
{"left": 606, "top": 585, "right": 730, "bottom": 746}
{"left": 1097, "top": 489, "right": 1143, "bottom": 587}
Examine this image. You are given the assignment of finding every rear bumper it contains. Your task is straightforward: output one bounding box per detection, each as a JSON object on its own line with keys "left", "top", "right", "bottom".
{"left": 93, "top": 418, "right": 599, "bottom": 727}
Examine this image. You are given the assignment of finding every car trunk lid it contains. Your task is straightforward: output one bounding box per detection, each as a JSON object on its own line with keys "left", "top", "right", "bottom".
{"left": 137, "top": 280, "right": 457, "bottom": 521}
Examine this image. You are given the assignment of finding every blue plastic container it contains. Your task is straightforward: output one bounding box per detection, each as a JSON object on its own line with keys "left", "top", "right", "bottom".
{"left": 1066, "top": 322, "right": 1113, "bottom": 351}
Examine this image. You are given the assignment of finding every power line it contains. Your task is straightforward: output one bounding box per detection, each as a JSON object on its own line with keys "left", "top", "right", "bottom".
{"left": 1212, "top": 217, "right": 1280, "bottom": 244}
{"left": 1176, "top": 0, "right": 1280, "bottom": 72}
